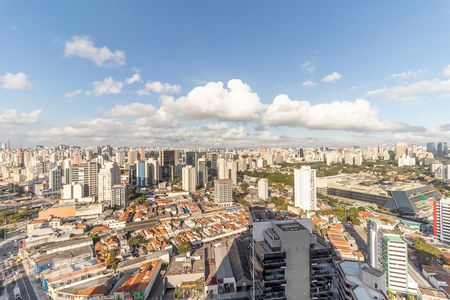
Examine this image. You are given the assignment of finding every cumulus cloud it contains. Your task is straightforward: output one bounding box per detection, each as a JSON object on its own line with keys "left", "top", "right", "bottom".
{"left": 86, "top": 77, "right": 123, "bottom": 96}
{"left": 64, "top": 36, "right": 126, "bottom": 67}
{"left": 65, "top": 89, "right": 83, "bottom": 99}
{"left": 443, "top": 65, "right": 450, "bottom": 77}
{"left": 223, "top": 126, "right": 247, "bottom": 140}
{"left": 0, "top": 109, "right": 42, "bottom": 125}
{"left": 161, "top": 79, "right": 264, "bottom": 122}
{"left": 137, "top": 81, "right": 181, "bottom": 95}
{"left": 1, "top": 72, "right": 31, "bottom": 89}
{"left": 105, "top": 103, "right": 157, "bottom": 117}
{"left": 302, "top": 80, "right": 316, "bottom": 87}
{"left": 263, "top": 95, "right": 420, "bottom": 132}
{"left": 322, "top": 72, "right": 342, "bottom": 83}
{"left": 125, "top": 73, "right": 142, "bottom": 85}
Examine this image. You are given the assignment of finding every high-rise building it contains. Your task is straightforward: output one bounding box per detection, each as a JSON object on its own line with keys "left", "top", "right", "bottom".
{"left": 426, "top": 142, "right": 436, "bottom": 154}
{"left": 159, "top": 149, "right": 175, "bottom": 181}
{"left": 250, "top": 208, "right": 335, "bottom": 300}
{"left": 208, "top": 152, "right": 219, "bottom": 177}
{"left": 69, "top": 162, "right": 99, "bottom": 197}
{"left": 227, "top": 160, "right": 238, "bottom": 185}
{"left": 368, "top": 219, "right": 409, "bottom": 294}
{"left": 147, "top": 158, "right": 160, "bottom": 185}
{"left": 213, "top": 179, "right": 233, "bottom": 206}
{"left": 182, "top": 165, "right": 197, "bottom": 192}
{"left": 127, "top": 148, "right": 137, "bottom": 164}
{"left": 217, "top": 158, "right": 227, "bottom": 179}
{"left": 395, "top": 143, "right": 408, "bottom": 160}
{"left": 185, "top": 151, "right": 198, "bottom": 167}
{"left": 98, "top": 162, "right": 121, "bottom": 205}
{"left": 258, "top": 178, "right": 268, "bottom": 200}
{"left": 136, "top": 160, "right": 148, "bottom": 187}
{"left": 111, "top": 184, "right": 127, "bottom": 208}
{"left": 294, "top": 166, "right": 317, "bottom": 211}
{"left": 197, "top": 158, "right": 209, "bottom": 188}
{"left": 434, "top": 198, "right": 450, "bottom": 243}
{"left": 49, "top": 166, "right": 62, "bottom": 191}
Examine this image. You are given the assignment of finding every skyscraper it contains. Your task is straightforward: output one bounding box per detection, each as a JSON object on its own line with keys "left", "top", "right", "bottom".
{"left": 213, "top": 179, "right": 233, "bottom": 206}
{"left": 294, "top": 166, "right": 317, "bottom": 211}
{"left": 434, "top": 197, "right": 450, "bottom": 243}
{"left": 69, "top": 162, "right": 99, "bottom": 197}
{"left": 426, "top": 142, "right": 436, "bottom": 154}
{"left": 395, "top": 143, "right": 408, "bottom": 160}
{"left": 197, "top": 158, "right": 209, "bottom": 188}
{"left": 49, "top": 166, "right": 62, "bottom": 191}
{"left": 111, "top": 184, "right": 127, "bottom": 208}
{"left": 182, "top": 165, "right": 197, "bottom": 192}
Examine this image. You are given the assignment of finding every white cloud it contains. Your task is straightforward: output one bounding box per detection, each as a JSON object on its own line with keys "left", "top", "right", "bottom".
{"left": 263, "top": 95, "right": 419, "bottom": 132}
{"left": 302, "top": 80, "right": 316, "bottom": 87}
{"left": 390, "top": 70, "right": 426, "bottom": 80}
{"left": 443, "top": 65, "right": 450, "bottom": 77}
{"left": 201, "top": 122, "right": 228, "bottom": 131}
{"left": 366, "top": 79, "right": 450, "bottom": 99}
{"left": 64, "top": 36, "right": 126, "bottom": 67}
{"left": 125, "top": 73, "right": 142, "bottom": 85}
{"left": 322, "top": 71, "right": 342, "bottom": 83}
{"left": 1, "top": 72, "right": 31, "bottom": 89}
{"left": 65, "top": 89, "right": 83, "bottom": 99}
{"left": 105, "top": 103, "right": 157, "bottom": 117}
{"left": 161, "top": 79, "right": 264, "bottom": 122}
{"left": 86, "top": 77, "right": 123, "bottom": 96}
{"left": 223, "top": 126, "right": 247, "bottom": 140}
{"left": 137, "top": 81, "right": 181, "bottom": 95}
{"left": 0, "top": 109, "right": 42, "bottom": 125}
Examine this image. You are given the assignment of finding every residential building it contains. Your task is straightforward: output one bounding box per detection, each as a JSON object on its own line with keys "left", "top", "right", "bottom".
{"left": 434, "top": 197, "right": 450, "bottom": 243}
{"left": 98, "top": 162, "right": 120, "bottom": 205}
{"left": 294, "top": 166, "right": 317, "bottom": 211}
{"left": 258, "top": 178, "right": 269, "bottom": 200}
{"left": 182, "top": 165, "right": 197, "bottom": 193}
{"left": 214, "top": 179, "right": 233, "bottom": 207}
{"left": 49, "top": 166, "right": 62, "bottom": 191}
{"left": 111, "top": 184, "right": 127, "bottom": 208}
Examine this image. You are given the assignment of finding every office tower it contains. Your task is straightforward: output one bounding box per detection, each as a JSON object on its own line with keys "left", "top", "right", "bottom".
{"left": 62, "top": 159, "right": 71, "bottom": 184}
{"left": 49, "top": 166, "right": 62, "bottom": 191}
{"left": 258, "top": 178, "right": 269, "bottom": 200}
{"left": 197, "top": 158, "right": 209, "bottom": 188}
{"left": 127, "top": 148, "right": 137, "bottom": 164}
{"left": 182, "top": 165, "right": 197, "bottom": 192}
{"left": 437, "top": 142, "right": 444, "bottom": 156}
{"left": 426, "top": 142, "right": 436, "bottom": 154}
{"left": 444, "top": 142, "right": 449, "bottom": 156}
{"left": 136, "top": 160, "right": 149, "bottom": 187}
{"left": 208, "top": 152, "right": 218, "bottom": 177}
{"left": 160, "top": 149, "right": 175, "bottom": 181}
{"left": 98, "top": 162, "right": 120, "bottom": 205}
{"left": 251, "top": 209, "right": 335, "bottom": 300}
{"left": 148, "top": 158, "right": 160, "bottom": 185}
{"left": 395, "top": 143, "right": 408, "bottom": 160}
{"left": 185, "top": 151, "right": 198, "bottom": 167}
{"left": 213, "top": 179, "right": 233, "bottom": 206}
{"left": 111, "top": 184, "right": 127, "bottom": 208}
{"left": 69, "top": 162, "right": 99, "bottom": 197}
{"left": 128, "top": 164, "right": 137, "bottom": 186}
{"left": 434, "top": 198, "right": 450, "bottom": 243}
{"left": 294, "top": 166, "right": 317, "bottom": 211}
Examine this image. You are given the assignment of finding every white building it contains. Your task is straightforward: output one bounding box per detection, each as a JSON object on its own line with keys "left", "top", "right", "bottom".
{"left": 214, "top": 179, "right": 233, "bottom": 207}
{"left": 294, "top": 166, "right": 317, "bottom": 211}
{"left": 182, "top": 165, "right": 197, "bottom": 192}
{"left": 258, "top": 178, "right": 269, "bottom": 200}
{"left": 111, "top": 184, "right": 127, "bottom": 208}
{"left": 49, "top": 166, "right": 62, "bottom": 191}
{"left": 380, "top": 233, "right": 409, "bottom": 294}
{"left": 398, "top": 155, "right": 416, "bottom": 167}
{"left": 98, "top": 162, "right": 121, "bottom": 205}
{"left": 434, "top": 198, "right": 450, "bottom": 243}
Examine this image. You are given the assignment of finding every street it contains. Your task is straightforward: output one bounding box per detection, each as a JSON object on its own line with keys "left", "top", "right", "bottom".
{"left": 344, "top": 223, "right": 369, "bottom": 261}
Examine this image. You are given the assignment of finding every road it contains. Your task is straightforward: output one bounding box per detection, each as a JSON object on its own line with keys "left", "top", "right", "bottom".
{"left": 0, "top": 226, "right": 40, "bottom": 300}
{"left": 345, "top": 223, "right": 369, "bottom": 261}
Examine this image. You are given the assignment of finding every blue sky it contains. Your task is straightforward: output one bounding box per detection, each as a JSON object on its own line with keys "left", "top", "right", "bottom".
{"left": 1, "top": 1, "right": 450, "bottom": 147}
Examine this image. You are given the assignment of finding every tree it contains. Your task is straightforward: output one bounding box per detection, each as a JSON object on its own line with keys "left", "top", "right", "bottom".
{"left": 89, "top": 233, "right": 100, "bottom": 245}
{"left": 240, "top": 182, "right": 249, "bottom": 193}
{"left": 177, "top": 241, "right": 192, "bottom": 254}
{"left": 128, "top": 235, "right": 145, "bottom": 248}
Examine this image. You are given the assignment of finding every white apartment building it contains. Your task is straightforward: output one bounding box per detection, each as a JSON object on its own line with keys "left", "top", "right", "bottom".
{"left": 182, "top": 165, "right": 197, "bottom": 192}
{"left": 258, "top": 178, "right": 269, "bottom": 200}
{"left": 294, "top": 166, "right": 317, "bottom": 211}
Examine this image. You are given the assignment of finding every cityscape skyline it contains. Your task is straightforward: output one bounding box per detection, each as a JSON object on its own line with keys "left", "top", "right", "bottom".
{"left": 2, "top": 1, "right": 450, "bottom": 147}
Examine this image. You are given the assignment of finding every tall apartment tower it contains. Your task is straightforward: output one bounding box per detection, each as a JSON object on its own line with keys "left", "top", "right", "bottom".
{"left": 250, "top": 208, "right": 335, "bottom": 300}
{"left": 258, "top": 178, "right": 269, "bottom": 200}
{"left": 98, "top": 162, "right": 121, "bottom": 205}
{"left": 368, "top": 219, "right": 409, "bottom": 294}
{"left": 49, "top": 166, "right": 62, "bottom": 191}
{"left": 197, "top": 158, "right": 209, "bottom": 188}
{"left": 111, "top": 184, "right": 127, "bottom": 208}
{"left": 69, "top": 162, "right": 99, "bottom": 197}
{"left": 213, "top": 179, "right": 233, "bottom": 206}
{"left": 182, "top": 165, "right": 197, "bottom": 193}
{"left": 294, "top": 166, "right": 317, "bottom": 211}
{"left": 434, "top": 198, "right": 450, "bottom": 243}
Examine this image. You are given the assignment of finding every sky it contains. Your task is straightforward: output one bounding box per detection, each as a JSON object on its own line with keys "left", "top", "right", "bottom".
{"left": 1, "top": 1, "right": 450, "bottom": 147}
